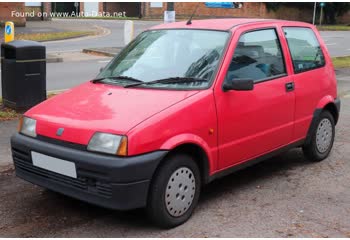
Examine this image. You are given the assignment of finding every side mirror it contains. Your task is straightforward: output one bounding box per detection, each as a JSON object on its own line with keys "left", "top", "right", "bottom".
{"left": 223, "top": 78, "right": 254, "bottom": 91}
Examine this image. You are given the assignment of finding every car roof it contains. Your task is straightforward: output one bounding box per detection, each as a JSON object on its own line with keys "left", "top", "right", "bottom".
{"left": 150, "top": 18, "right": 311, "bottom": 31}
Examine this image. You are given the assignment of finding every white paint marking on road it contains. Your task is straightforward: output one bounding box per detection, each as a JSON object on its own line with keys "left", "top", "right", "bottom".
{"left": 98, "top": 60, "right": 111, "bottom": 63}
{"left": 325, "top": 43, "right": 336, "bottom": 46}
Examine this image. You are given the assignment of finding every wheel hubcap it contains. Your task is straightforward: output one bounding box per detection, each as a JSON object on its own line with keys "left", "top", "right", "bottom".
{"left": 316, "top": 118, "right": 333, "bottom": 153}
{"left": 165, "top": 167, "right": 196, "bottom": 217}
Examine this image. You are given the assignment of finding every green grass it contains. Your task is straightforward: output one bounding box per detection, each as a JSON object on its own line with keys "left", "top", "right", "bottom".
{"left": 0, "top": 98, "right": 21, "bottom": 121}
{"left": 332, "top": 56, "right": 350, "bottom": 69}
{"left": 317, "top": 25, "right": 350, "bottom": 31}
{"left": 0, "top": 108, "right": 19, "bottom": 120}
{"left": 13, "top": 31, "right": 95, "bottom": 42}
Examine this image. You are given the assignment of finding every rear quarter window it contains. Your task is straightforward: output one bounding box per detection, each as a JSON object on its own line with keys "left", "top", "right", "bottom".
{"left": 283, "top": 27, "right": 325, "bottom": 73}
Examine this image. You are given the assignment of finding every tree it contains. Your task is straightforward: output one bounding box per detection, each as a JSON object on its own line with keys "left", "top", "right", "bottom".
{"left": 323, "top": 3, "right": 350, "bottom": 24}
{"left": 265, "top": 2, "right": 314, "bottom": 12}
{"left": 265, "top": 2, "right": 350, "bottom": 24}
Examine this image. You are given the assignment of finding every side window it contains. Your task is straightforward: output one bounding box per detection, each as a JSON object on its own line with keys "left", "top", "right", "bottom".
{"left": 283, "top": 27, "right": 325, "bottom": 73}
{"left": 226, "top": 29, "right": 286, "bottom": 82}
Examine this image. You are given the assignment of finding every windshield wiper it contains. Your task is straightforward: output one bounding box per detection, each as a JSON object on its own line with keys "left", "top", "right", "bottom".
{"left": 124, "top": 77, "right": 207, "bottom": 88}
{"left": 92, "top": 75, "right": 143, "bottom": 83}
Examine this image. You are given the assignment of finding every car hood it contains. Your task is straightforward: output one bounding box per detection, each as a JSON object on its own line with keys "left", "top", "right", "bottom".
{"left": 27, "top": 82, "right": 199, "bottom": 145}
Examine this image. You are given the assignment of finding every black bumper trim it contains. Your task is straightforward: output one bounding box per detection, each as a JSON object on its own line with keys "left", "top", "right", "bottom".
{"left": 15, "top": 165, "right": 151, "bottom": 210}
{"left": 11, "top": 133, "right": 168, "bottom": 210}
{"left": 335, "top": 98, "right": 341, "bottom": 115}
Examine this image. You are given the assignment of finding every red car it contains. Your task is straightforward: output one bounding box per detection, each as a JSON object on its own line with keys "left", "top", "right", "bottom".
{"left": 12, "top": 19, "right": 340, "bottom": 228}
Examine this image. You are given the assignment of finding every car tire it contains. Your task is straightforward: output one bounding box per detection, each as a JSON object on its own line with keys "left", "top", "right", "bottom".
{"left": 146, "top": 153, "right": 201, "bottom": 229}
{"left": 303, "top": 110, "right": 335, "bottom": 162}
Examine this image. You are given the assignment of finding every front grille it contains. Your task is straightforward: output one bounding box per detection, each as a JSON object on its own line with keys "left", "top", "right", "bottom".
{"left": 12, "top": 148, "right": 112, "bottom": 198}
{"left": 36, "top": 135, "right": 87, "bottom": 151}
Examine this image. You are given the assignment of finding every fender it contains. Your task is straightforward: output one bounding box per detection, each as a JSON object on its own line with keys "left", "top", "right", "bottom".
{"left": 315, "top": 95, "right": 335, "bottom": 110}
{"left": 315, "top": 95, "right": 340, "bottom": 123}
{"left": 160, "top": 133, "right": 216, "bottom": 174}
{"left": 305, "top": 95, "right": 340, "bottom": 145}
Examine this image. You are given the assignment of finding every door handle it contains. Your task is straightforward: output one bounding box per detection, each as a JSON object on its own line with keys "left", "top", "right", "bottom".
{"left": 285, "top": 82, "right": 295, "bottom": 92}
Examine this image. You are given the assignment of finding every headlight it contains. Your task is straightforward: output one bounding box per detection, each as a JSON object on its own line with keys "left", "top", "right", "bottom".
{"left": 87, "top": 132, "right": 128, "bottom": 156}
{"left": 18, "top": 116, "right": 37, "bottom": 137}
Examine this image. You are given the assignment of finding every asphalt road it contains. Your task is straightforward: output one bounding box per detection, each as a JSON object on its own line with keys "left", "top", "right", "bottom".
{"left": 44, "top": 57, "right": 110, "bottom": 91}
{"left": 0, "top": 19, "right": 349, "bottom": 95}
{"left": 43, "top": 19, "right": 161, "bottom": 53}
{"left": 41, "top": 19, "right": 350, "bottom": 57}
{"left": 320, "top": 31, "right": 350, "bottom": 57}
{"left": 0, "top": 55, "right": 111, "bottom": 94}
{"left": 37, "top": 19, "right": 350, "bottom": 57}
{"left": 45, "top": 19, "right": 350, "bottom": 57}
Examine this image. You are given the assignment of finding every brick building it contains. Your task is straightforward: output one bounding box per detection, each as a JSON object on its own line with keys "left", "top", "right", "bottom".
{"left": 0, "top": 2, "right": 26, "bottom": 26}
{"left": 1, "top": 2, "right": 349, "bottom": 26}
{"left": 25, "top": 2, "right": 51, "bottom": 21}
{"left": 141, "top": 2, "right": 314, "bottom": 22}
{"left": 103, "top": 2, "right": 141, "bottom": 18}
{"left": 338, "top": 11, "right": 350, "bottom": 24}
{"left": 78, "top": 2, "right": 140, "bottom": 17}
{"left": 50, "top": 2, "right": 140, "bottom": 18}
{"left": 141, "top": 2, "right": 350, "bottom": 24}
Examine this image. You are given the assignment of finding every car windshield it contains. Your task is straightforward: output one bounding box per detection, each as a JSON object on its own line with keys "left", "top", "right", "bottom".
{"left": 97, "top": 29, "right": 229, "bottom": 89}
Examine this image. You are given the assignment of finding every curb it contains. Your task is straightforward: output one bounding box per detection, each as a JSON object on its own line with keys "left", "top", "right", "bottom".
{"left": 47, "top": 89, "right": 68, "bottom": 95}
{"left": 82, "top": 47, "right": 122, "bottom": 57}
{"left": 0, "top": 164, "right": 14, "bottom": 174}
{"left": 43, "top": 25, "right": 112, "bottom": 63}
{"left": 46, "top": 55, "right": 63, "bottom": 63}
{"left": 37, "top": 33, "right": 94, "bottom": 43}
{"left": 42, "top": 24, "right": 111, "bottom": 44}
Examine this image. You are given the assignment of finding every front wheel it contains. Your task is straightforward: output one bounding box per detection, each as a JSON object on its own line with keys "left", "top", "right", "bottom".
{"left": 303, "top": 110, "right": 335, "bottom": 162}
{"left": 146, "top": 153, "right": 201, "bottom": 228}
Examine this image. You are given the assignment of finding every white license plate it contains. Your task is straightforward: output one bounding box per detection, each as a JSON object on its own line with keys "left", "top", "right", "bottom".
{"left": 31, "top": 152, "right": 77, "bottom": 178}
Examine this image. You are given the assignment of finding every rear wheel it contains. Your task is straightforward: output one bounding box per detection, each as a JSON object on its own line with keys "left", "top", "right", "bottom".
{"left": 146, "top": 153, "right": 201, "bottom": 228}
{"left": 303, "top": 110, "right": 335, "bottom": 162}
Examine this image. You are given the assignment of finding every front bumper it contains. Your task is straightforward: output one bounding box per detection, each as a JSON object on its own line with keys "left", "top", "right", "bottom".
{"left": 11, "top": 133, "right": 168, "bottom": 210}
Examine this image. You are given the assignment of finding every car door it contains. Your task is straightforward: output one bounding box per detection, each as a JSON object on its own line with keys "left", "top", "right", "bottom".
{"left": 214, "top": 27, "right": 295, "bottom": 170}
{"left": 282, "top": 26, "right": 335, "bottom": 141}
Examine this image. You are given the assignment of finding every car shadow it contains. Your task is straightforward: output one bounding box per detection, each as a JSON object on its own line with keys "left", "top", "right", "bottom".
{"left": 199, "top": 148, "right": 314, "bottom": 204}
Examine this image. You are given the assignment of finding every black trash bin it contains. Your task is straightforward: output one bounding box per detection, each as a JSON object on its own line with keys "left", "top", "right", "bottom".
{"left": 1, "top": 40, "right": 46, "bottom": 110}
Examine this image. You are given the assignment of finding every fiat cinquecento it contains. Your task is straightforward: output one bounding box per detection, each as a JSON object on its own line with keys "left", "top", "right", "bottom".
{"left": 12, "top": 19, "right": 340, "bottom": 228}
